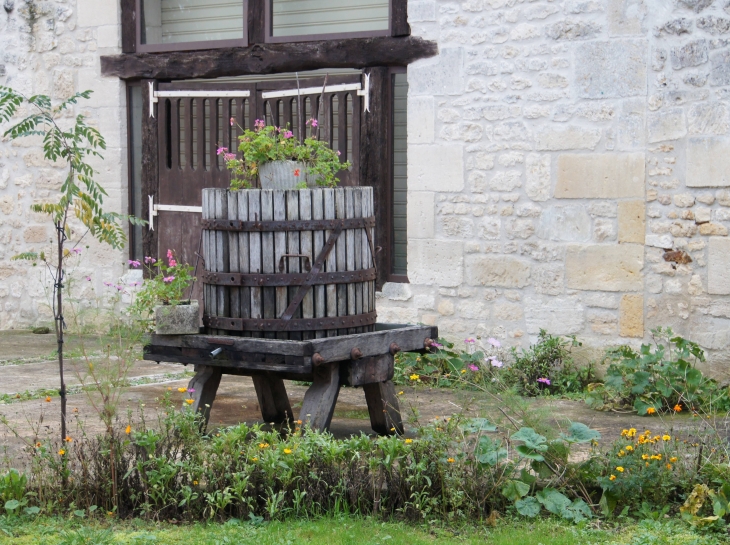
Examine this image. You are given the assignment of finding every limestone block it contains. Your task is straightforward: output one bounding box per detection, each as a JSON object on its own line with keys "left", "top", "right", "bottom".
{"left": 566, "top": 244, "right": 644, "bottom": 291}
{"left": 478, "top": 217, "right": 501, "bottom": 239}
{"left": 695, "top": 207, "right": 712, "bottom": 223}
{"left": 546, "top": 20, "right": 601, "bottom": 40}
{"left": 686, "top": 137, "right": 730, "bottom": 187}
{"left": 618, "top": 200, "right": 646, "bottom": 243}
{"left": 440, "top": 123, "right": 483, "bottom": 142}
{"left": 23, "top": 226, "right": 47, "bottom": 243}
{"left": 688, "top": 102, "right": 730, "bottom": 135}
{"left": 465, "top": 255, "right": 530, "bottom": 288}
{"left": 438, "top": 299, "right": 455, "bottom": 316}
{"left": 537, "top": 205, "right": 591, "bottom": 242}
{"left": 699, "top": 222, "right": 729, "bottom": 235}
{"left": 620, "top": 294, "right": 644, "bottom": 337}
{"left": 608, "top": 0, "right": 647, "bottom": 36}
{"left": 710, "top": 49, "right": 730, "bottom": 86}
{"left": 525, "top": 153, "right": 551, "bottom": 202}
{"left": 493, "top": 301, "right": 523, "bottom": 321}
{"left": 524, "top": 295, "right": 584, "bottom": 334}
{"left": 584, "top": 292, "right": 620, "bottom": 309}
{"left": 459, "top": 300, "right": 491, "bottom": 320}
{"left": 533, "top": 263, "right": 564, "bottom": 295}
{"left": 77, "top": 0, "right": 118, "bottom": 26}
{"left": 408, "top": 48, "right": 464, "bottom": 96}
{"left": 678, "top": 0, "right": 713, "bottom": 13}
{"left": 0, "top": 196, "right": 13, "bottom": 215}
{"left": 77, "top": 70, "right": 121, "bottom": 108}
{"left": 408, "top": 239, "right": 463, "bottom": 287}
{"left": 409, "top": 1, "right": 436, "bottom": 22}
{"left": 408, "top": 97, "right": 435, "bottom": 144}
{"left": 52, "top": 70, "right": 74, "bottom": 100}
{"left": 441, "top": 216, "right": 474, "bottom": 238}
{"left": 707, "top": 237, "right": 730, "bottom": 294}
{"left": 380, "top": 282, "right": 413, "bottom": 301}
{"left": 408, "top": 192, "right": 435, "bottom": 238}
{"left": 588, "top": 310, "right": 618, "bottom": 334}
{"left": 409, "top": 145, "right": 464, "bottom": 192}
{"left": 556, "top": 153, "right": 645, "bottom": 199}
{"left": 647, "top": 108, "right": 687, "bottom": 143}
{"left": 576, "top": 39, "right": 648, "bottom": 98}
{"left": 535, "top": 126, "right": 601, "bottom": 151}
{"left": 655, "top": 18, "right": 693, "bottom": 37}
{"left": 670, "top": 40, "right": 709, "bottom": 69}
{"left": 489, "top": 171, "right": 522, "bottom": 191}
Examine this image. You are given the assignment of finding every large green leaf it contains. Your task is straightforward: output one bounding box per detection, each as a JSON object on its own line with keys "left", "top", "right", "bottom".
{"left": 562, "top": 498, "right": 592, "bottom": 522}
{"left": 476, "top": 436, "right": 507, "bottom": 466}
{"left": 512, "top": 427, "right": 548, "bottom": 460}
{"left": 536, "top": 488, "right": 571, "bottom": 515}
{"left": 462, "top": 418, "right": 497, "bottom": 434}
{"left": 515, "top": 496, "right": 541, "bottom": 518}
{"left": 502, "top": 480, "right": 530, "bottom": 502}
{"left": 560, "top": 422, "right": 601, "bottom": 444}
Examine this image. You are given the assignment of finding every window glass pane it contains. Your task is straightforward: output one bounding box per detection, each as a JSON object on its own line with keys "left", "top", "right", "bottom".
{"left": 392, "top": 72, "right": 407, "bottom": 277}
{"left": 272, "top": 0, "right": 389, "bottom": 37}
{"left": 141, "top": 0, "right": 244, "bottom": 45}
{"left": 129, "top": 85, "right": 144, "bottom": 261}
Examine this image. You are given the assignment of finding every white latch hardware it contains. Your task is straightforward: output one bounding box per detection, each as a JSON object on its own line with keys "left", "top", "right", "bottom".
{"left": 148, "top": 195, "right": 202, "bottom": 231}
{"left": 260, "top": 75, "right": 370, "bottom": 113}
{"left": 148, "top": 82, "right": 251, "bottom": 118}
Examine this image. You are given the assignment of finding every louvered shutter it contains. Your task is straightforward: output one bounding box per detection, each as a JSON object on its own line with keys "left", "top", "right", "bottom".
{"left": 142, "top": 0, "right": 244, "bottom": 45}
{"left": 271, "top": 0, "right": 389, "bottom": 37}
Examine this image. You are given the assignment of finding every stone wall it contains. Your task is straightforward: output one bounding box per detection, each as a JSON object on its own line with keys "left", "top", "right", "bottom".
{"left": 0, "top": 0, "right": 127, "bottom": 329}
{"left": 376, "top": 0, "right": 730, "bottom": 374}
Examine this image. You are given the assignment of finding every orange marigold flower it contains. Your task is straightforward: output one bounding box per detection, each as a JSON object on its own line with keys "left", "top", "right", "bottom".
{"left": 185, "top": 398, "right": 194, "bottom": 405}
{"left": 177, "top": 387, "right": 187, "bottom": 393}
{"left": 45, "top": 396, "right": 52, "bottom": 403}
{"left": 405, "top": 439, "right": 413, "bottom": 444}
{"left": 666, "top": 464, "right": 673, "bottom": 470}
{"left": 447, "top": 457, "right": 455, "bottom": 463}
{"left": 125, "top": 425, "right": 131, "bottom": 435}
{"left": 674, "top": 404, "right": 682, "bottom": 412}
{"left": 58, "top": 449, "right": 66, "bottom": 456}
{"left": 616, "top": 466, "right": 624, "bottom": 472}
{"left": 609, "top": 475, "right": 616, "bottom": 481}
{"left": 35, "top": 442, "right": 41, "bottom": 448}
{"left": 625, "top": 445, "right": 634, "bottom": 452}
{"left": 662, "top": 435, "right": 671, "bottom": 441}
{"left": 646, "top": 407, "right": 656, "bottom": 415}
{"left": 65, "top": 436, "right": 72, "bottom": 443}
{"left": 283, "top": 448, "right": 292, "bottom": 454}
{"left": 670, "top": 456, "right": 678, "bottom": 463}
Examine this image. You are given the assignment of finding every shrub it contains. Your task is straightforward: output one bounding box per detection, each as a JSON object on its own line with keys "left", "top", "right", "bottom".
{"left": 503, "top": 330, "right": 594, "bottom": 397}
{"left": 585, "top": 328, "right": 730, "bottom": 415}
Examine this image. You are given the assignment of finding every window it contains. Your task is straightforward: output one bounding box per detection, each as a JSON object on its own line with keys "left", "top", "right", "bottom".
{"left": 392, "top": 71, "right": 407, "bottom": 278}
{"left": 127, "top": 83, "right": 144, "bottom": 261}
{"left": 266, "top": 0, "right": 391, "bottom": 42}
{"left": 136, "top": 0, "right": 248, "bottom": 52}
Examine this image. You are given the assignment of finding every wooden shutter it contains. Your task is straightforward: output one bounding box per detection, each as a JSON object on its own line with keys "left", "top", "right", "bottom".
{"left": 271, "top": 0, "right": 389, "bottom": 37}
{"left": 392, "top": 73, "right": 407, "bottom": 276}
{"left": 142, "top": 0, "right": 245, "bottom": 45}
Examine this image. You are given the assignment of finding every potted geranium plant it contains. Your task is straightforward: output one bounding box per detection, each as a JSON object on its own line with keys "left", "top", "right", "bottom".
{"left": 129, "top": 250, "right": 198, "bottom": 334}
{"left": 219, "top": 118, "right": 350, "bottom": 190}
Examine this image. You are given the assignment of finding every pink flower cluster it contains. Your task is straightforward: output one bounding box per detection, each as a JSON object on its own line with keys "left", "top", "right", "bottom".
{"left": 144, "top": 256, "right": 156, "bottom": 265}
{"left": 537, "top": 377, "right": 551, "bottom": 385}
{"left": 216, "top": 147, "right": 236, "bottom": 162}
{"left": 306, "top": 118, "right": 318, "bottom": 128}
{"left": 128, "top": 260, "right": 141, "bottom": 268}
{"left": 254, "top": 119, "right": 265, "bottom": 130}
{"left": 163, "top": 276, "right": 175, "bottom": 284}
{"left": 487, "top": 356, "right": 504, "bottom": 368}
{"left": 167, "top": 249, "right": 177, "bottom": 268}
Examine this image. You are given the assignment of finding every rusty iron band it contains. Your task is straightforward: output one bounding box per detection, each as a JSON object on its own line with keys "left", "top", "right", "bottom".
{"left": 203, "top": 311, "right": 378, "bottom": 332}
{"left": 202, "top": 216, "right": 375, "bottom": 232}
{"left": 202, "top": 268, "right": 377, "bottom": 287}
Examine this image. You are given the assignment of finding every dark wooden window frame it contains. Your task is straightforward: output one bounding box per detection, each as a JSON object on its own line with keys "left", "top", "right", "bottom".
{"left": 126, "top": 81, "right": 141, "bottom": 262}
{"left": 131, "top": 0, "right": 250, "bottom": 53}
{"left": 121, "top": 0, "right": 408, "bottom": 53}
{"left": 387, "top": 66, "right": 408, "bottom": 284}
{"left": 263, "top": 0, "right": 392, "bottom": 44}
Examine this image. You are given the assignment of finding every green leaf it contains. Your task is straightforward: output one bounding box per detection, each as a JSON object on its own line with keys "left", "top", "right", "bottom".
{"left": 512, "top": 427, "right": 548, "bottom": 460}
{"left": 599, "top": 491, "right": 617, "bottom": 518}
{"left": 686, "top": 368, "right": 703, "bottom": 388}
{"left": 560, "top": 422, "right": 601, "bottom": 444}
{"left": 536, "top": 488, "right": 571, "bottom": 516}
{"left": 502, "top": 480, "right": 530, "bottom": 502}
{"left": 475, "top": 436, "right": 507, "bottom": 466}
{"left": 73, "top": 509, "right": 86, "bottom": 518}
{"left": 24, "top": 506, "right": 40, "bottom": 516}
{"left": 562, "top": 498, "right": 592, "bottom": 522}
{"left": 462, "top": 418, "right": 497, "bottom": 434}
{"left": 4, "top": 500, "right": 20, "bottom": 511}
{"left": 515, "top": 496, "right": 541, "bottom": 518}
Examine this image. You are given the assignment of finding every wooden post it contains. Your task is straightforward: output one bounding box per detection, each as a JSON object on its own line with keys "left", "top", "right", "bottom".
{"left": 141, "top": 79, "right": 159, "bottom": 264}
{"left": 299, "top": 362, "right": 341, "bottom": 432}
{"left": 186, "top": 365, "right": 223, "bottom": 428}
{"left": 363, "top": 380, "right": 403, "bottom": 436}
{"left": 252, "top": 374, "right": 294, "bottom": 424}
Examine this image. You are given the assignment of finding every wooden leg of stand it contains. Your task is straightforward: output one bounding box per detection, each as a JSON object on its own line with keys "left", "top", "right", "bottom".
{"left": 299, "top": 362, "right": 340, "bottom": 432}
{"left": 252, "top": 374, "right": 294, "bottom": 424}
{"left": 363, "top": 380, "right": 403, "bottom": 436}
{"left": 186, "top": 365, "right": 223, "bottom": 429}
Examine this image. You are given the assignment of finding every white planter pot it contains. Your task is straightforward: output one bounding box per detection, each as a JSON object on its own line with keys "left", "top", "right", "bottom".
{"left": 154, "top": 300, "right": 199, "bottom": 335}
{"left": 258, "top": 160, "right": 318, "bottom": 189}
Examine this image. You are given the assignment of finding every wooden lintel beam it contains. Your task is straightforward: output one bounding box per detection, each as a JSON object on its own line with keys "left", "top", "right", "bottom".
{"left": 100, "top": 36, "right": 438, "bottom": 80}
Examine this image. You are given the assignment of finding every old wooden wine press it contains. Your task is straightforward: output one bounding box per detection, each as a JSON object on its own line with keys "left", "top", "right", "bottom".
{"left": 144, "top": 187, "right": 438, "bottom": 435}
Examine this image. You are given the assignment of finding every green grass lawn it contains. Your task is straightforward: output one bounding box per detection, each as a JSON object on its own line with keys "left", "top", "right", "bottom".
{"left": 0, "top": 516, "right": 724, "bottom": 545}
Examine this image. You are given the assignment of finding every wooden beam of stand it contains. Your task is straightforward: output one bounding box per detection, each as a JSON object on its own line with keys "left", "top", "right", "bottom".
{"left": 101, "top": 36, "right": 438, "bottom": 80}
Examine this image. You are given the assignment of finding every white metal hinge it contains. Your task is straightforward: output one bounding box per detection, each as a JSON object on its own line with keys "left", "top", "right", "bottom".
{"left": 148, "top": 82, "right": 251, "bottom": 118}
{"left": 148, "top": 195, "right": 202, "bottom": 231}
{"left": 357, "top": 73, "right": 370, "bottom": 113}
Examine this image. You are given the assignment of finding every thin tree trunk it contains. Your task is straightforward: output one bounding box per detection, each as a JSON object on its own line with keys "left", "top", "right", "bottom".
{"left": 55, "top": 219, "right": 67, "bottom": 450}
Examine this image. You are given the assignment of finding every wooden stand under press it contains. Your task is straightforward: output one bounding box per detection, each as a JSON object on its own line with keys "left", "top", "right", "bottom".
{"left": 144, "top": 324, "right": 438, "bottom": 435}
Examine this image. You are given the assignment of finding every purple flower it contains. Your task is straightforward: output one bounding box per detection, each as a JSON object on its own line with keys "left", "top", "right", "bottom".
{"left": 307, "top": 118, "right": 318, "bottom": 128}
{"left": 187, "top": 388, "right": 195, "bottom": 393}
{"left": 85, "top": 276, "right": 92, "bottom": 282}
{"left": 468, "top": 364, "right": 479, "bottom": 372}
{"left": 223, "top": 152, "right": 236, "bottom": 161}
{"left": 115, "top": 285, "right": 124, "bottom": 292}
{"left": 129, "top": 281, "right": 142, "bottom": 287}
{"left": 163, "top": 276, "right": 175, "bottom": 284}
{"left": 144, "top": 256, "right": 156, "bottom": 265}
{"left": 103, "top": 281, "right": 112, "bottom": 287}
{"left": 128, "top": 260, "right": 141, "bottom": 268}
{"left": 336, "top": 150, "right": 341, "bottom": 156}
{"left": 464, "top": 338, "right": 476, "bottom": 344}
{"left": 254, "top": 119, "right": 265, "bottom": 130}
{"left": 230, "top": 117, "right": 235, "bottom": 127}
{"left": 537, "top": 377, "right": 551, "bottom": 385}
{"left": 283, "top": 130, "right": 293, "bottom": 139}
{"left": 431, "top": 341, "right": 443, "bottom": 349}
{"left": 486, "top": 338, "right": 501, "bottom": 348}
{"left": 71, "top": 248, "right": 82, "bottom": 255}
{"left": 489, "top": 358, "right": 504, "bottom": 368}
{"left": 216, "top": 146, "right": 228, "bottom": 156}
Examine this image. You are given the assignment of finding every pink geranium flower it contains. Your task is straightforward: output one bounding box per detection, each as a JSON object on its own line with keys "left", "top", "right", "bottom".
{"left": 229, "top": 117, "right": 235, "bottom": 127}
{"left": 283, "top": 130, "right": 293, "bottom": 139}
{"left": 486, "top": 338, "right": 501, "bottom": 348}
{"left": 216, "top": 146, "right": 228, "bottom": 156}
{"left": 71, "top": 248, "right": 82, "bottom": 255}
{"left": 468, "top": 364, "right": 479, "bottom": 372}
{"left": 163, "top": 276, "right": 175, "bottom": 283}
{"left": 537, "top": 377, "right": 551, "bottom": 385}
{"left": 144, "top": 256, "right": 156, "bottom": 264}
{"left": 128, "top": 260, "right": 141, "bottom": 268}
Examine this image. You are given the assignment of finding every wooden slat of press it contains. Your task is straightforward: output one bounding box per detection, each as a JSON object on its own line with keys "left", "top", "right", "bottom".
{"left": 273, "top": 189, "right": 288, "bottom": 340}
{"left": 286, "top": 190, "right": 302, "bottom": 341}
{"left": 237, "top": 191, "right": 251, "bottom": 337}
{"left": 207, "top": 190, "right": 218, "bottom": 334}
{"left": 335, "top": 188, "right": 347, "bottom": 336}
{"left": 367, "top": 186, "right": 376, "bottom": 328}
{"left": 283, "top": 98, "right": 293, "bottom": 130}
{"left": 215, "top": 189, "right": 229, "bottom": 334}
{"left": 249, "top": 190, "right": 263, "bottom": 338}
{"left": 261, "top": 189, "right": 276, "bottom": 340}
{"left": 353, "top": 188, "right": 363, "bottom": 334}
{"left": 299, "top": 189, "right": 314, "bottom": 340}
{"left": 345, "top": 188, "right": 356, "bottom": 334}
{"left": 363, "top": 187, "right": 373, "bottom": 332}
{"left": 227, "top": 191, "right": 240, "bottom": 336}
{"left": 337, "top": 92, "right": 347, "bottom": 163}
{"left": 185, "top": 98, "right": 194, "bottom": 174}
{"left": 324, "top": 188, "right": 337, "bottom": 337}
{"left": 202, "top": 190, "right": 212, "bottom": 333}
{"left": 311, "top": 189, "right": 326, "bottom": 339}
{"left": 170, "top": 99, "right": 180, "bottom": 170}
{"left": 209, "top": 98, "right": 219, "bottom": 177}
{"left": 221, "top": 99, "right": 231, "bottom": 159}
{"left": 196, "top": 98, "right": 206, "bottom": 174}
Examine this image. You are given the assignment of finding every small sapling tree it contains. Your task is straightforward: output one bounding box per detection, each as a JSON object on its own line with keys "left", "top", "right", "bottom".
{"left": 0, "top": 86, "right": 145, "bottom": 455}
